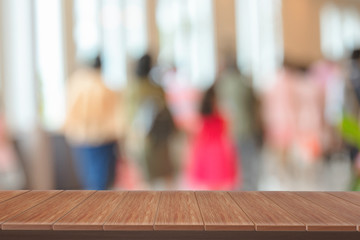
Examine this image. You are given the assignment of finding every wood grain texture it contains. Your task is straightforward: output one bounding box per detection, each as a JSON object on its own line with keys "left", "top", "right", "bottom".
{"left": 230, "top": 192, "right": 305, "bottom": 231}
{"left": 262, "top": 192, "right": 355, "bottom": 231}
{"left": 0, "top": 191, "right": 29, "bottom": 203}
{"left": 295, "top": 192, "right": 360, "bottom": 231}
{"left": 0, "top": 191, "right": 62, "bottom": 228}
{"left": 154, "top": 192, "right": 203, "bottom": 231}
{"left": 1, "top": 191, "right": 360, "bottom": 234}
{"left": 196, "top": 192, "right": 254, "bottom": 231}
{"left": 2, "top": 191, "right": 95, "bottom": 230}
{"left": 104, "top": 192, "right": 160, "bottom": 231}
{"left": 329, "top": 192, "right": 360, "bottom": 207}
{"left": 53, "top": 191, "right": 127, "bottom": 231}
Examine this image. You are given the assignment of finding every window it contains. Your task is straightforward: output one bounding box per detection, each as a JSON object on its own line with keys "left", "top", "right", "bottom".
{"left": 74, "top": 0, "right": 101, "bottom": 61}
{"left": 74, "top": 0, "right": 147, "bottom": 89}
{"left": 34, "top": 0, "right": 66, "bottom": 131}
{"left": 342, "top": 8, "right": 360, "bottom": 52}
{"left": 320, "top": 3, "right": 360, "bottom": 60}
{"left": 157, "top": 0, "right": 216, "bottom": 89}
{"left": 102, "top": 0, "right": 147, "bottom": 89}
{"left": 1, "top": 0, "right": 37, "bottom": 133}
{"left": 236, "top": 0, "right": 283, "bottom": 91}
{"left": 123, "top": 0, "right": 148, "bottom": 59}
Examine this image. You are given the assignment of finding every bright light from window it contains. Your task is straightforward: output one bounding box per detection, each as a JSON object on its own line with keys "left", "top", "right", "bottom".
{"left": 125, "top": 0, "right": 147, "bottom": 59}
{"left": 342, "top": 8, "right": 360, "bottom": 51}
{"left": 2, "top": 0, "right": 36, "bottom": 133}
{"left": 75, "top": 0, "right": 147, "bottom": 89}
{"left": 102, "top": 0, "right": 127, "bottom": 90}
{"left": 320, "top": 4, "right": 344, "bottom": 60}
{"left": 74, "top": 0, "right": 101, "bottom": 61}
{"left": 34, "top": 0, "right": 66, "bottom": 131}
{"left": 101, "top": 0, "right": 147, "bottom": 89}
{"left": 157, "top": 0, "right": 216, "bottom": 89}
{"left": 320, "top": 4, "right": 360, "bottom": 60}
{"left": 236, "top": 0, "right": 283, "bottom": 91}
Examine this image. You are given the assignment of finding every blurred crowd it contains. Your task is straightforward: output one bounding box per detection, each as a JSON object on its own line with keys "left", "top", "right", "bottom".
{"left": 2, "top": 49, "right": 360, "bottom": 191}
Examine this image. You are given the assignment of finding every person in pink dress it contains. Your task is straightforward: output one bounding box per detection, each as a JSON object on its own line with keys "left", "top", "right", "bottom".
{"left": 186, "top": 86, "right": 239, "bottom": 190}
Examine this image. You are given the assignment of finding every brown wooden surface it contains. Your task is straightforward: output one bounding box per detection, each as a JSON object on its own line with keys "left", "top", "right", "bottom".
{"left": 0, "top": 191, "right": 360, "bottom": 234}
{"left": 0, "top": 191, "right": 62, "bottom": 228}
{"left": 2, "top": 191, "right": 95, "bottom": 230}
{"left": 0, "top": 190, "right": 28, "bottom": 204}
{"left": 154, "top": 191, "right": 203, "bottom": 231}
{"left": 295, "top": 192, "right": 360, "bottom": 231}
{"left": 196, "top": 192, "right": 253, "bottom": 231}
{"left": 329, "top": 192, "right": 360, "bottom": 207}
{"left": 104, "top": 191, "right": 161, "bottom": 231}
{"left": 230, "top": 192, "right": 305, "bottom": 231}
{"left": 262, "top": 192, "right": 356, "bottom": 231}
{"left": 53, "top": 191, "right": 127, "bottom": 231}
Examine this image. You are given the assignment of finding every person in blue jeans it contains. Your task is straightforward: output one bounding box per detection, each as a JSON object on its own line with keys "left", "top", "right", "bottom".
{"left": 72, "top": 142, "right": 117, "bottom": 190}
{"left": 63, "top": 55, "right": 122, "bottom": 190}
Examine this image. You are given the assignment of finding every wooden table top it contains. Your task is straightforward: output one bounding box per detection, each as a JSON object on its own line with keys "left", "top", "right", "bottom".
{"left": 0, "top": 191, "right": 360, "bottom": 232}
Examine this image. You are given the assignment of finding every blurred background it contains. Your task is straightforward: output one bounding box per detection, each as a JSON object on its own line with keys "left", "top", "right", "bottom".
{"left": 0, "top": 0, "right": 360, "bottom": 191}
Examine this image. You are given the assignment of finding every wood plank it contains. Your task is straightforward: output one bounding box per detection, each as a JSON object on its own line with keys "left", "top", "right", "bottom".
{"left": 2, "top": 191, "right": 95, "bottom": 230}
{"left": 0, "top": 191, "right": 29, "bottom": 204}
{"left": 230, "top": 192, "right": 305, "bottom": 231}
{"left": 104, "top": 192, "right": 160, "bottom": 231}
{"left": 295, "top": 192, "right": 360, "bottom": 231}
{"left": 329, "top": 192, "right": 360, "bottom": 207}
{"left": 154, "top": 192, "right": 203, "bottom": 231}
{"left": 0, "top": 191, "right": 62, "bottom": 228}
{"left": 53, "top": 191, "right": 127, "bottom": 231}
{"left": 262, "top": 192, "right": 355, "bottom": 231}
{"left": 195, "top": 192, "right": 254, "bottom": 231}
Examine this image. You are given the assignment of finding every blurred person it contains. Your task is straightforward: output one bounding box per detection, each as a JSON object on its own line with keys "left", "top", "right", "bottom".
{"left": 161, "top": 65, "right": 201, "bottom": 134}
{"left": 63, "top": 56, "right": 121, "bottom": 190}
{"left": 310, "top": 60, "right": 344, "bottom": 159}
{"left": 348, "top": 49, "right": 360, "bottom": 109}
{"left": 340, "top": 114, "right": 360, "bottom": 190}
{"left": 186, "top": 86, "right": 239, "bottom": 190}
{"left": 341, "top": 49, "right": 360, "bottom": 190}
{"left": 125, "top": 54, "right": 177, "bottom": 189}
{"left": 261, "top": 62, "right": 297, "bottom": 165}
{"left": 340, "top": 50, "right": 360, "bottom": 159}
{"left": 156, "top": 65, "right": 202, "bottom": 188}
{"left": 292, "top": 66, "right": 324, "bottom": 163}
{"left": 215, "top": 55, "right": 262, "bottom": 190}
{"left": 263, "top": 62, "right": 324, "bottom": 162}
